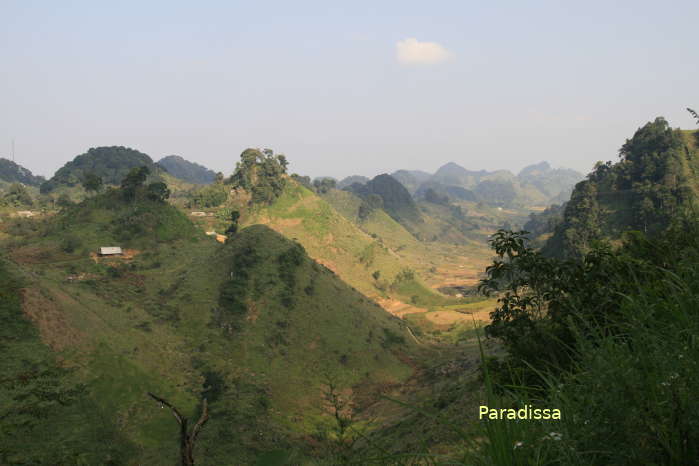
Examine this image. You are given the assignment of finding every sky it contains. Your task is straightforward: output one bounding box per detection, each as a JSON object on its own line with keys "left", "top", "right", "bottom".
{"left": 1, "top": 0, "right": 698, "bottom": 180}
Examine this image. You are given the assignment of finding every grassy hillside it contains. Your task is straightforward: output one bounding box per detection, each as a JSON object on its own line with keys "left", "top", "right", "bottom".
{"left": 245, "top": 182, "right": 443, "bottom": 305}
{"left": 317, "top": 188, "right": 494, "bottom": 298}
{"left": 1, "top": 187, "right": 419, "bottom": 464}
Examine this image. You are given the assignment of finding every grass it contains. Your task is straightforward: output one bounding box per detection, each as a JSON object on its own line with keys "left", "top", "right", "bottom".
{"left": 1, "top": 190, "right": 424, "bottom": 464}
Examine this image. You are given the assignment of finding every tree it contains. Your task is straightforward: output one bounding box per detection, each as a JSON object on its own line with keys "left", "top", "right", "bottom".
{"left": 82, "top": 172, "right": 103, "bottom": 195}
{"left": 121, "top": 166, "right": 150, "bottom": 201}
{"left": 313, "top": 178, "right": 336, "bottom": 194}
{"left": 147, "top": 393, "right": 208, "bottom": 466}
{"left": 147, "top": 182, "right": 171, "bottom": 202}
{"left": 225, "top": 211, "right": 240, "bottom": 236}
{"left": 229, "top": 149, "right": 288, "bottom": 205}
{"left": 2, "top": 183, "right": 33, "bottom": 207}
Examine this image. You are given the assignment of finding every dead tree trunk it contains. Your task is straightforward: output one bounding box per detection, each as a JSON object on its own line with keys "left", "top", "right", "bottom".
{"left": 148, "top": 392, "right": 209, "bottom": 466}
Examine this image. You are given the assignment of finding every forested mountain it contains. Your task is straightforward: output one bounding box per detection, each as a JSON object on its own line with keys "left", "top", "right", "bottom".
{"left": 344, "top": 174, "right": 421, "bottom": 224}
{"left": 40, "top": 146, "right": 159, "bottom": 193}
{"left": 0, "top": 158, "right": 45, "bottom": 186}
{"left": 543, "top": 118, "right": 699, "bottom": 257}
{"left": 157, "top": 155, "right": 217, "bottom": 184}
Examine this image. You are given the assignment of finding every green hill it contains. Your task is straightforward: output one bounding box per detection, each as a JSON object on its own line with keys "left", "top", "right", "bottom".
{"left": 40, "top": 146, "right": 161, "bottom": 193}
{"left": 0, "top": 158, "right": 45, "bottom": 186}
{"left": 242, "top": 181, "right": 448, "bottom": 307}
{"left": 344, "top": 174, "right": 421, "bottom": 226}
{"left": 157, "top": 155, "right": 217, "bottom": 184}
{"left": 543, "top": 118, "right": 699, "bottom": 257}
{"left": 1, "top": 184, "right": 417, "bottom": 464}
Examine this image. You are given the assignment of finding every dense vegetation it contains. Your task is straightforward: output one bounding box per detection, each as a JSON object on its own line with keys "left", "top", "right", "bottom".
{"left": 40, "top": 146, "right": 159, "bottom": 193}
{"left": 228, "top": 148, "right": 288, "bottom": 205}
{"left": 344, "top": 174, "right": 421, "bottom": 224}
{"left": 470, "top": 219, "right": 699, "bottom": 465}
{"left": 0, "top": 260, "right": 134, "bottom": 464}
{"left": 157, "top": 155, "right": 217, "bottom": 184}
{"left": 0, "top": 183, "right": 34, "bottom": 208}
{"left": 522, "top": 203, "right": 566, "bottom": 246}
{"left": 0, "top": 158, "right": 45, "bottom": 186}
{"left": 544, "top": 118, "right": 699, "bottom": 257}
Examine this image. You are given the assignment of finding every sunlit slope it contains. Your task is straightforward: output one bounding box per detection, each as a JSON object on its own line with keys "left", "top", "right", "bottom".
{"left": 246, "top": 182, "right": 450, "bottom": 304}
{"left": 3, "top": 191, "right": 416, "bottom": 464}
{"left": 320, "top": 188, "right": 493, "bottom": 292}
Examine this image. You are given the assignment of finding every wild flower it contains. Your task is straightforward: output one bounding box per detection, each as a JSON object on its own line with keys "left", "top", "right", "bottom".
{"left": 514, "top": 441, "right": 524, "bottom": 449}
{"left": 542, "top": 432, "right": 563, "bottom": 441}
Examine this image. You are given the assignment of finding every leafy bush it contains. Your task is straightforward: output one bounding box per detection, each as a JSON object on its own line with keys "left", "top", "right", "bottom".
{"left": 60, "top": 235, "right": 82, "bottom": 253}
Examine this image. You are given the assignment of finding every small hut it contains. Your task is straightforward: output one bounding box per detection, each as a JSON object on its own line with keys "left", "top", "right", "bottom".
{"left": 98, "top": 247, "right": 123, "bottom": 256}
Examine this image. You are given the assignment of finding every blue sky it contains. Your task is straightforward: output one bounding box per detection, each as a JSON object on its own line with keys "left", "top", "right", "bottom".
{"left": 1, "top": 0, "right": 697, "bottom": 179}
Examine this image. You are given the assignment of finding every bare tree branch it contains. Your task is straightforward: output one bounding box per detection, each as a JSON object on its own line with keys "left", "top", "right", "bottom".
{"left": 147, "top": 393, "right": 209, "bottom": 466}
{"left": 190, "top": 399, "right": 209, "bottom": 443}
{"left": 147, "top": 392, "right": 184, "bottom": 426}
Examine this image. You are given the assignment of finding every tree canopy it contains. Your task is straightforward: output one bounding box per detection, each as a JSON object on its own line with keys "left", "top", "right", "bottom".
{"left": 228, "top": 148, "right": 288, "bottom": 205}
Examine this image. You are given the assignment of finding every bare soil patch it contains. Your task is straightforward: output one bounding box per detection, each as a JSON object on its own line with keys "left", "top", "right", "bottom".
{"left": 376, "top": 298, "right": 428, "bottom": 318}
{"left": 21, "top": 287, "right": 83, "bottom": 350}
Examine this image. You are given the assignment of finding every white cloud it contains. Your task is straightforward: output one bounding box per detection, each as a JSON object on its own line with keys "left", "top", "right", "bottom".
{"left": 396, "top": 38, "right": 450, "bottom": 65}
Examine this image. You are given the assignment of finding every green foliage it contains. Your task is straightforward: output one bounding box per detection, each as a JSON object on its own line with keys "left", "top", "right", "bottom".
{"left": 41, "top": 146, "right": 157, "bottom": 193}
{"left": 0, "top": 183, "right": 33, "bottom": 207}
{"left": 157, "top": 155, "right": 216, "bottom": 184}
{"left": 225, "top": 210, "right": 240, "bottom": 236}
{"left": 358, "top": 193, "right": 383, "bottom": 221}
{"left": 522, "top": 203, "right": 565, "bottom": 246}
{"left": 187, "top": 184, "right": 228, "bottom": 208}
{"left": 228, "top": 148, "right": 288, "bottom": 205}
{"left": 146, "top": 182, "right": 171, "bottom": 202}
{"left": 81, "top": 172, "right": 103, "bottom": 194}
{"left": 546, "top": 117, "right": 698, "bottom": 257}
{"left": 60, "top": 234, "right": 82, "bottom": 253}
{"left": 473, "top": 221, "right": 699, "bottom": 465}
{"left": 277, "top": 243, "right": 305, "bottom": 308}
{"left": 56, "top": 192, "right": 73, "bottom": 208}
{"left": 0, "top": 158, "right": 45, "bottom": 186}
{"left": 290, "top": 173, "right": 312, "bottom": 190}
{"left": 0, "top": 261, "right": 134, "bottom": 464}
{"left": 313, "top": 177, "right": 336, "bottom": 194}
{"left": 49, "top": 183, "right": 195, "bottom": 248}
{"left": 346, "top": 174, "right": 421, "bottom": 225}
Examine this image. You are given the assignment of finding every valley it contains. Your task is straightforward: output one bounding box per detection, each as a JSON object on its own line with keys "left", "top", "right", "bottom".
{"left": 2, "top": 117, "right": 699, "bottom": 464}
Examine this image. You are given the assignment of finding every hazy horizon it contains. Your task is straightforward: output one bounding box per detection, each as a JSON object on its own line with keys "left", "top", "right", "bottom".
{"left": 2, "top": 1, "right": 697, "bottom": 180}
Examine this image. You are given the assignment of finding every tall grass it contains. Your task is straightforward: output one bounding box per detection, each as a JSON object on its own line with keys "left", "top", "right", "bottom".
{"left": 471, "top": 264, "right": 699, "bottom": 465}
{"left": 359, "top": 259, "right": 699, "bottom": 466}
